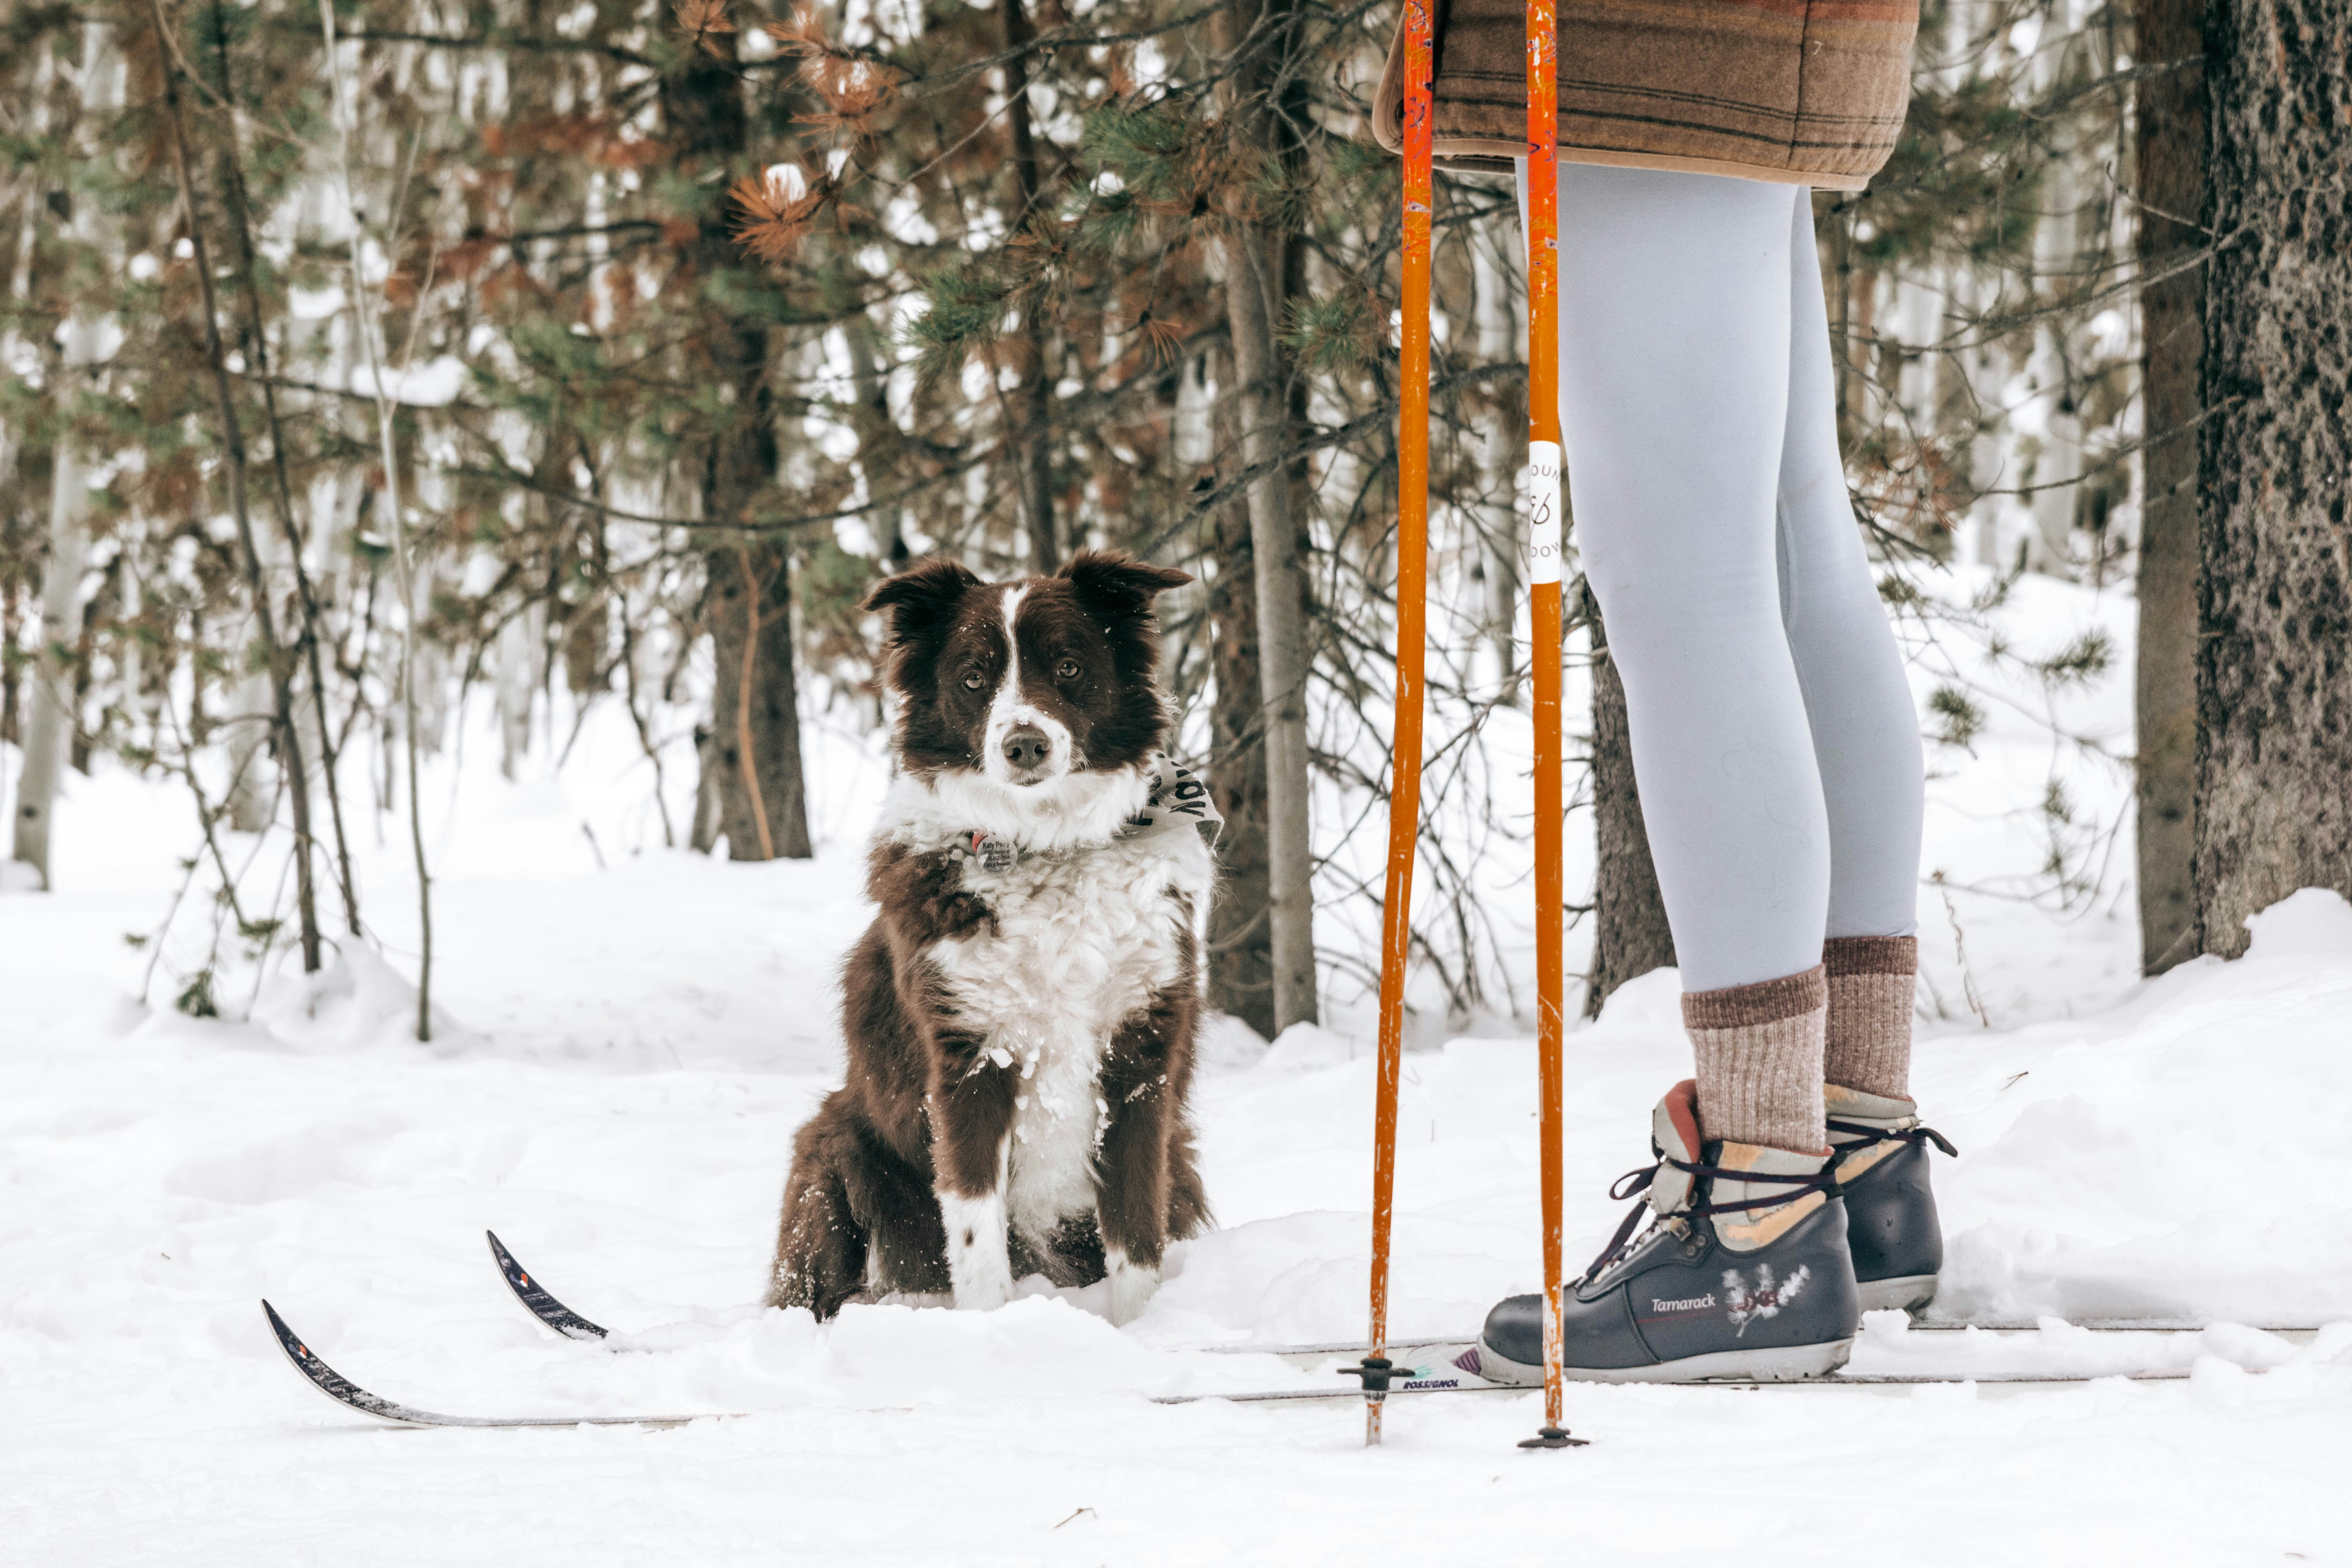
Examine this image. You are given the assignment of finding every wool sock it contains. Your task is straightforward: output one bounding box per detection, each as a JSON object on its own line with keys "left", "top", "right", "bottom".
{"left": 1822, "top": 936, "right": 1918, "bottom": 1100}
{"left": 1682, "top": 965, "right": 1828, "bottom": 1153}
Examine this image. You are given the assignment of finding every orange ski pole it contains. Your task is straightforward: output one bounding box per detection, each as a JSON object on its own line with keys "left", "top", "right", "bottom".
{"left": 1358, "top": 0, "right": 1434, "bottom": 1451}
{"left": 1518, "top": 0, "right": 1583, "bottom": 1453}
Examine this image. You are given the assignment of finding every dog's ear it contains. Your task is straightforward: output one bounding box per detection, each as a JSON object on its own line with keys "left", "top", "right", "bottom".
{"left": 863, "top": 557, "right": 981, "bottom": 645}
{"left": 1057, "top": 550, "right": 1191, "bottom": 617}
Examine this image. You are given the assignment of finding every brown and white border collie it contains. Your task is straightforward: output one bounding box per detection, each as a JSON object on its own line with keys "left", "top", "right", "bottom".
{"left": 766, "top": 550, "right": 1212, "bottom": 1325}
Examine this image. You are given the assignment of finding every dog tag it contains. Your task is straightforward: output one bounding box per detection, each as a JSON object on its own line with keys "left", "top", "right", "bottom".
{"left": 973, "top": 834, "right": 1017, "bottom": 873}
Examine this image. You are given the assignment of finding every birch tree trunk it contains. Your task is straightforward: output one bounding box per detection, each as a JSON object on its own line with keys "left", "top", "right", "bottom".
{"left": 1470, "top": 218, "right": 1523, "bottom": 699}
{"left": 12, "top": 23, "right": 120, "bottom": 889}
{"left": 2190, "top": 0, "right": 2352, "bottom": 956}
{"left": 2131, "top": 0, "right": 2206, "bottom": 973}
{"left": 14, "top": 441, "right": 92, "bottom": 886}
{"left": 0, "top": 54, "right": 51, "bottom": 757}
{"left": 1215, "top": 0, "right": 1317, "bottom": 1030}
{"left": 2026, "top": 63, "right": 2087, "bottom": 576}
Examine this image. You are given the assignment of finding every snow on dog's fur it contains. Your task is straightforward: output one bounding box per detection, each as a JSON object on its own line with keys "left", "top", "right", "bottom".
{"left": 766, "top": 551, "right": 1211, "bottom": 1325}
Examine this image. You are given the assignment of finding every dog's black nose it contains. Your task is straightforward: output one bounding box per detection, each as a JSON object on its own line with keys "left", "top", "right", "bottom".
{"left": 1002, "top": 726, "right": 1050, "bottom": 771}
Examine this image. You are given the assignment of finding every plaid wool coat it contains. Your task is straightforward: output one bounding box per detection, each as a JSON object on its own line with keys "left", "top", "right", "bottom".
{"left": 1372, "top": 0, "right": 1918, "bottom": 191}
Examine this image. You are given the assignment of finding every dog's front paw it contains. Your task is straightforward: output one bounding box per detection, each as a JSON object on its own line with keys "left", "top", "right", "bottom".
{"left": 939, "top": 1189, "right": 1015, "bottom": 1311}
{"left": 951, "top": 1256, "right": 1014, "bottom": 1312}
{"left": 1104, "top": 1250, "right": 1161, "bottom": 1327}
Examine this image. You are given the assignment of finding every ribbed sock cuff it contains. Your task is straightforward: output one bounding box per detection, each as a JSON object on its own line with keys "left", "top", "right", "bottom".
{"left": 1683, "top": 965, "right": 1828, "bottom": 1154}
{"left": 1822, "top": 935, "right": 1917, "bottom": 1101}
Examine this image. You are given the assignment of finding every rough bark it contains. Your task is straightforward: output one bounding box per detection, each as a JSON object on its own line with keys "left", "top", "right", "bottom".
{"left": 2190, "top": 0, "right": 2352, "bottom": 957}
{"left": 1215, "top": 0, "right": 1318, "bottom": 1030}
{"left": 707, "top": 544, "right": 812, "bottom": 860}
{"left": 663, "top": 44, "right": 812, "bottom": 862}
{"left": 1206, "top": 389, "right": 1276, "bottom": 1038}
{"left": 1582, "top": 586, "right": 1676, "bottom": 1015}
{"left": 2131, "top": 0, "right": 2207, "bottom": 973}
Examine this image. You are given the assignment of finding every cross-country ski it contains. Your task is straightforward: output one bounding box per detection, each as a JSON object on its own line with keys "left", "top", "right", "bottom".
{"left": 477, "top": 1229, "right": 2333, "bottom": 1361}
{"left": 258, "top": 1294, "right": 2308, "bottom": 1428}
{"left": 261, "top": 1301, "right": 734, "bottom": 1430}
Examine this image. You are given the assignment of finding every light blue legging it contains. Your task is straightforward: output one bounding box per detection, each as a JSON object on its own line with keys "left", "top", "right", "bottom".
{"left": 1519, "top": 162, "right": 1924, "bottom": 991}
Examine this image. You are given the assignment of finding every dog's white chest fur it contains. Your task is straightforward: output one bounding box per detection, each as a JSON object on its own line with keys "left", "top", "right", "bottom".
{"left": 931, "top": 835, "right": 1200, "bottom": 1239}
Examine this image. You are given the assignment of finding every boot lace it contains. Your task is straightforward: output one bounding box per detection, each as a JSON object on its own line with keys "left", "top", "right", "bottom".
{"left": 1574, "top": 1148, "right": 1840, "bottom": 1288}
{"left": 1825, "top": 1117, "right": 1958, "bottom": 1171}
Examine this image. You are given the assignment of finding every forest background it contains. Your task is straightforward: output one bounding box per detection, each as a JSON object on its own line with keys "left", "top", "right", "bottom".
{"left": 0, "top": 0, "right": 2343, "bottom": 1045}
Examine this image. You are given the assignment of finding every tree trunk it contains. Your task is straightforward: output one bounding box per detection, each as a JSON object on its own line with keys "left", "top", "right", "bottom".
{"left": 662, "top": 44, "right": 812, "bottom": 862}
{"left": 1000, "top": 0, "right": 1058, "bottom": 570}
{"left": 12, "top": 24, "right": 117, "bottom": 890}
{"left": 690, "top": 724, "right": 725, "bottom": 853}
{"left": 1470, "top": 216, "right": 1523, "bottom": 700}
{"left": 1206, "top": 373, "right": 1276, "bottom": 1038}
{"left": 2024, "top": 36, "right": 2087, "bottom": 577}
{"left": 707, "top": 544, "right": 813, "bottom": 860}
{"left": 496, "top": 601, "right": 543, "bottom": 781}
{"left": 0, "top": 51, "right": 49, "bottom": 766}
{"left": 1582, "top": 586, "right": 1676, "bottom": 1014}
{"left": 2, "top": 576, "right": 21, "bottom": 750}
{"left": 845, "top": 313, "right": 910, "bottom": 569}
{"left": 1215, "top": 0, "right": 1318, "bottom": 1031}
{"left": 2190, "top": 0, "right": 2352, "bottom": 957}
{"left": 2131, "top": 0, "right": 2207, "bottom": 975}
{"left": 12, "top": 440, "right": 91, "bottom": 886}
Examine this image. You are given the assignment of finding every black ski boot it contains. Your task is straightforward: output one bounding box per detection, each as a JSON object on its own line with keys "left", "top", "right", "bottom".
{"left": 1826, "top": 1083, "right": 1957, "bottom": 1314}
{"left": 1465, "top": 1082, "right": 1860, "bottom": 1384}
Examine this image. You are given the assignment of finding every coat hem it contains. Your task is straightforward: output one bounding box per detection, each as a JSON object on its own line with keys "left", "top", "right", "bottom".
{"left": 1423, "top": 137, "right": 1869, "bottom": 191}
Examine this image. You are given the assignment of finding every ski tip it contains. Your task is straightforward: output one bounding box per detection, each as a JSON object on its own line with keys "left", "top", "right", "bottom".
{"left": 485, "top": 1230, "right": 610, "bottom": 1340}
{"left": 261, "top": 1299, "right": 334, "bottom": 1381}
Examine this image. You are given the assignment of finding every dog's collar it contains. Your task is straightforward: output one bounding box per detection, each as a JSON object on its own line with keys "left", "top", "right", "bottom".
{"left": 958, "top": 753, "right": 1220, "bottom": 873}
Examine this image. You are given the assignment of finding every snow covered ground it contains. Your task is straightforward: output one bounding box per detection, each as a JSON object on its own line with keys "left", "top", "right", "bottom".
{"left": 5, "top": 573, "right": 2350, "bottom": 1564}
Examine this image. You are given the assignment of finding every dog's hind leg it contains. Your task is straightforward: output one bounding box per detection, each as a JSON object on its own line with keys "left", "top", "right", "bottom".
{"left": 1165, "top": 1120, "right": 1211, "bottom": 1243}
{"left": 766, "top": 1092, "right": 872, "bottom": 1318}
{"left": 846, "top": 1126, "right": 951, "bottom": 1298}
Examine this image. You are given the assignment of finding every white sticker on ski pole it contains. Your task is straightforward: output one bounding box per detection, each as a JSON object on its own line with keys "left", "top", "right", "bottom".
{"left": 1526, "top": 440, "right": 1563, "bottom": 585}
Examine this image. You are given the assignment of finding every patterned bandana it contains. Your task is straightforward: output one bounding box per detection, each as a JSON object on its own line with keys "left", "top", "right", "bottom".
{"left": 964, "top": 753, "right": 1221, "bottom": 871}
{"left": 1117, "top": 752, "right": 1223, "bottom": 846}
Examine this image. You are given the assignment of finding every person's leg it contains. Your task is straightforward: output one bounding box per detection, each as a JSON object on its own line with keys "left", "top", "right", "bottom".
{"left": 1475, "top": 165, "right": 1866, "bottom": 1381}
{"left": 1771, "top": 194, "right": 1947, "bottom": 1312}
{"left": 1771, "top": 191, "right": 1926, "bottom": 1100}
{"left": 1544, "top": 162, "right": 1828, "bottom": 1153}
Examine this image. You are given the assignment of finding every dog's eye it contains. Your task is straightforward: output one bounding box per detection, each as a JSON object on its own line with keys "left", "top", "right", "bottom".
{"left": 1056, "top": 659, "right": 1080, "bottom": 681}
{"left": 962, "top": 671, "right": 985, "bottom": 691}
